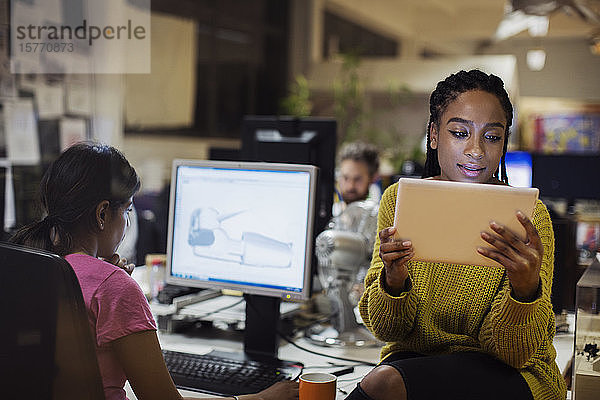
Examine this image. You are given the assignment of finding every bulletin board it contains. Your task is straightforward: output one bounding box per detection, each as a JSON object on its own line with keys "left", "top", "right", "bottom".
{"left": 519, "top": 99, "right": 600, "bottom": 154}
{"left": 531, "top": 114, "right": 600, "bottom": 154}
{"left": 0, "top": 74, "right": 91, "bottom": 166}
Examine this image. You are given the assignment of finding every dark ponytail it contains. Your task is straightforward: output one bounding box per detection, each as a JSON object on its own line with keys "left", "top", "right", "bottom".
{"left": 9, "top": 143, "right": 140, "bottom": 256}
{"left": 9, "top": 218, "right": 57, "bottom": 253}
{"left": 422, "top": 69, "right": 513, "bottom": 184}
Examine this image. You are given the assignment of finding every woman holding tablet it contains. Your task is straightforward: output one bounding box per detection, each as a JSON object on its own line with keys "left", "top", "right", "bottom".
{"left": 344, "top": 70, "right": 565, "bottom": 400}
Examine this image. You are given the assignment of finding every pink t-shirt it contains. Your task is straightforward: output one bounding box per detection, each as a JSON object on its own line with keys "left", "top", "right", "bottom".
{"left": 65, "top": 253, "right": 157, "bottom": 400}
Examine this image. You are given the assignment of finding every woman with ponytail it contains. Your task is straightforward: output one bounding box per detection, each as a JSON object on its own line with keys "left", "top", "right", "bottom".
{"left": 10, "top": 143, "right": 297, "bottom": 400}
{"left": 10, "top": 143, "right": 139, "bottom": 257}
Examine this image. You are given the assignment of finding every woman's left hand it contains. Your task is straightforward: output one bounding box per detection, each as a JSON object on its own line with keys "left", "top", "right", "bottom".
{"left": 477, "top": 211, "right": 543, "bottom": 302}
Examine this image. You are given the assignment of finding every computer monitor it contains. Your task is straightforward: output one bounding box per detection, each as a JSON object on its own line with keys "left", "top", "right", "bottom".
{"left": 165, "top": 159, "right": 317, "bottom": 358}
{"left": 241, "top": 116, "right": 336, "bottom": 239}
{"left": 208, "top": 147, "right": 242, "bottom": 161}
{"left": 505, "top": 151, "right": 532, "bottom": 188}
{"left": 531, "top": 153, "right": 600, "bottom": 206}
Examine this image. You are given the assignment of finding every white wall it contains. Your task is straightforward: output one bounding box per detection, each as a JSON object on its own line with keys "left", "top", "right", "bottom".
{"left": 307, "top": 55, "right": 519, "bottom": 95}
{"left": 482, "top": 37, "right": 600, "bottom": 101}
{"left": 107, "top": 6, "right": 600, "bottom": 191}
{"left": 110, "top": 12, "right": 236, "bottom": 193}
{"left": 121, "top": 135, "right": 239, "bottom": 193}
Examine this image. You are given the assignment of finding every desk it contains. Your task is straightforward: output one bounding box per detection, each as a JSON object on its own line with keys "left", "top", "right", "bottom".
{"left": 125, "top": 310, "right": 380, "bottom": 399}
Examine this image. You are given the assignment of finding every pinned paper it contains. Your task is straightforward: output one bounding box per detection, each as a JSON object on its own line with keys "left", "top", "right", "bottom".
{"left": 59, "top": 118, "right": 87, "bottom": 151}
{"left": 4, "top": 99, "right": 40, "bottom": 165}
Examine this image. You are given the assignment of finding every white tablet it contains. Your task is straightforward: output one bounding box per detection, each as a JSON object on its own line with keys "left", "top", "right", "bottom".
{"left": 393, "top": 178, "right": 539, "bottom": 268}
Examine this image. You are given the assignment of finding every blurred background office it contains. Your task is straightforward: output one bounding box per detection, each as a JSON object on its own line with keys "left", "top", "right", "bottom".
{"left": 1, "top": 0, "right": 600, "bottom": 322}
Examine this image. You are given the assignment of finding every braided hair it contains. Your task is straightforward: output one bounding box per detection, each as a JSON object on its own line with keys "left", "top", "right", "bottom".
{"left": 422, "top": 69, "right": 513, "bottom": 184}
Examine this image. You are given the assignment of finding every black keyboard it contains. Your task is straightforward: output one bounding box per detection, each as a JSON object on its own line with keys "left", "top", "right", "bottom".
{"left": 162, "top": 349, "right": 303, "bottom": 396}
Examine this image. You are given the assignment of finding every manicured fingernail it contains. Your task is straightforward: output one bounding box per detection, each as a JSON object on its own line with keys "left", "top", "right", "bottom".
{"left": 517, "top": 211, "right": 525, "bottom": 219}
{"left": 490, "top": 221, "right": 499, "bottom": 228}
{"left": 481, "top": 232, "right": 489, "bottom": 239}
{"left": 402, "top": 241, "right": 411, "bottom": 246}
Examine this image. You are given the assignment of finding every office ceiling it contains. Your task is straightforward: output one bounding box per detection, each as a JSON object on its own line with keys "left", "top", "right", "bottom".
{"left": 326, "top": 0, "right": 600, "bottom": 55}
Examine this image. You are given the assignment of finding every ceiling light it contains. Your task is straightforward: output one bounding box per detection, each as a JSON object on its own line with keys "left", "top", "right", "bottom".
{"left": 494, "top": 11, "right": 549, "bottom": 41}
{"left": 526, "top": 49, "right": 546, "bottom": 71}
{"left": 528, "top": 15, "right": 549, "bottom": 37}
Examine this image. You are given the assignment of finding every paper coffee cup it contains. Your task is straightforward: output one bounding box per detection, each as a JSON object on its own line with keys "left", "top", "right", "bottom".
{"left": 299, "top": 372, "right": 337, "bottom": 400}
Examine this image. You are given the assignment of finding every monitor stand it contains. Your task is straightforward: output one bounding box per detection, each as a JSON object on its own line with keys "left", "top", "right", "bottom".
{"left": 160, "top": 291, "right": 304, "bottom": 373}
{"left": 243, "top": 294, "right": 281, "bottom": 359}
{"left": 206, "top": 294, "right": 303, "bottom": 376}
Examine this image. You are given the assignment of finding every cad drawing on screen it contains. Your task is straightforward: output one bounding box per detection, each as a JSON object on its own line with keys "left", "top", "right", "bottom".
{"left": 187, "top": 207, "right": 293, "bottom": 268}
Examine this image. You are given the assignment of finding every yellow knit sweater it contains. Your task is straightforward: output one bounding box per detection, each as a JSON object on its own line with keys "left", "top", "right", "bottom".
{"left": 360, "top": 182, "right": 567, "bottom": 400}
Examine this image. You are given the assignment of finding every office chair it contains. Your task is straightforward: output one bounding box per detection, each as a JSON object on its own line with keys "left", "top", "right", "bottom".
{"left": 0, "top": 242, "right": 105, "bottom": 400}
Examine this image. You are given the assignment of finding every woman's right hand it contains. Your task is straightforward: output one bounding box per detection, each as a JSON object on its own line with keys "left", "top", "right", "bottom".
{"left": 251, "top": 380, "right": 299, "bottom": 400}
{"left": 101, "top": 253, "right": 135, "bottom": 275}
{"left": 378, "top": 227, "right": 413, "bottom": 295}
